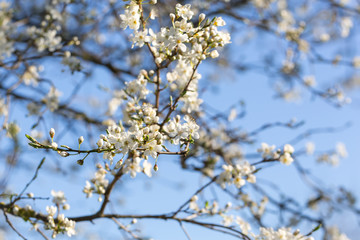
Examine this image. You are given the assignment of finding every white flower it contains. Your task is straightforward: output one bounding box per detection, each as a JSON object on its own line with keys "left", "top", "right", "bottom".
{"left": 353, "top": 56, "right": 360, "bottom": 68}
{"left": 189, "top": 195, "right": 199, "bottom": 211}
{"left": 131, "top": 29, "right": 150, "bottom": 48}
{"left": 340, "top": 17, "right": 353, "bottom": 38}
{"left": 254, "top": 227, "right": 314, "bottom": 240}
{"left": 27, "top": 102, "right": 41, "bottom": 116}
{"left": 210, "top": 50, "right": 219, "bottom": 58}
{"left": 235, "top": 216, "right": 251, "bottom": 234}
{"left": 175, "top": 4, "right": 193, "bottom": 20}
{"left": 83, "top": 181, "right": 93, "bottom": 198}
{"left": 119, "top": 2, "right": 141, "bottom": 30}
{"left": 305, "top": 142, "right": 315, "bottom": 155}
{"left": 0, "top": 98, "right": 8, "bottom": 116}
{"left": 304, "top": 75, "right": 316, "bottom": 86}
{"left": 257, "top": 142, "right": 276, "bottom": 158}
{"left": 124, "top": 157, "right": 142, "bottom": 178}
{"left": 51, "top": 190, "right": 66, "bottom": 205}
{"left": 5, "top": 122, "right": 20, "bottom": 138}
{"left": 21, "top": 65, "right": 40, "bottom": 86}
{"left": 336, "top": 142, "right": 348, "bottom": 158}
{"left": 46, "top": 206, "right": 57, "bottom": 216}
{"left": 144, "top": 140, "right": 162, "bottom": 159}
{"left": 43, "top": 87, "right": 62, "bottom": 112}
{"left": 216, "top": 164, "right": 233, "bottom": 189}
{"left": 62, "top": 52, "right": 81, "bottom": 72}
{"left": 222, "top": 215, "right": 233, "bottom": 226}
{"left": 228, "top": 108, "right": 237, "bottom": 121}
{"left": 283, "top": 144, "right": 294, "bottom": 154}
{"left": 279, "top": 152, "right": 294, "bottom": 165}
{"left": 327, "top": 226, "right": 350, "bottom": 240}
{"left": 35, "top": 29, "right": 62, "bottom": 52}
{"left": 233, "top": 175, "right": 245, "bottom": 188}
{"left": 214, "top": 17, "right": 226, "bottom": 27}
{"left": 142, "top": 160, "right": 152, "bottom": 177}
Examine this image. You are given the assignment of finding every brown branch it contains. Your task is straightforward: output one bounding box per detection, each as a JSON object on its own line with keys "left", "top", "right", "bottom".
{"left": 0, "top": 84, "right": 103, "bottom": 125}
{"left": 96, "top": 168, "right": 124, "bottom": 217}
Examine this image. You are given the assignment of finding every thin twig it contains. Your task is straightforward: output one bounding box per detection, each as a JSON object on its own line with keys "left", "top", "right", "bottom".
{"left": 36, "top": 228, "right": 50, "bottom": 240}
{"left": 179, "top": 220, "right": 192, "bottom": 240}
{"left": 16, "top": 157, "right": 46, "bottom": 202}
{"left": 3, "top": 211, "right": 27, "bottom": 240}
{"left": 172, "top": 176, "right": 217, "bottom": 217}
{"left": 112, "top": 217, "right": 141, "bottom": 239}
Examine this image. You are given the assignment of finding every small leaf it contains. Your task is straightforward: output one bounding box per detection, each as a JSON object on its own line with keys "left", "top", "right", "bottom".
{"left": 28, "top": 142, "right": 40, "bottom": 148}
{"left": 25, "top": 134, "right": 36, "bottom": 143}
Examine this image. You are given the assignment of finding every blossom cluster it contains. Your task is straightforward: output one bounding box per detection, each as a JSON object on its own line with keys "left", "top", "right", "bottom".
{"left": 117, "top": 1, "right": 230, "bottom": 116}
{"left": 96, "top": 112, "right": 200, "bottom": 178}
{"left": 327, "top": 226, "right": 350, "bottom": 240}
{"left": 216, "top": 161, "right": 256, "bottom": 189}
{"left": 253, "top": 227, "right": 314, "bottom": 240}
{"left": 123, "top": 2, "right": 231, "bottom": 63}
{"left": 44, "top": 191, "right": 75, "bottom": 238}
{"left": 25, "top": 0, "right": 68, "bottom": 53}
{"left": 257, "top": 143, "right": 295, "bottom": 165}
{"left": 9, "top": 191, "right": 75, "bottom": 238}
{"left": 189, "top": 195, "right": 230, "bottom": 215}
{"left": 83, "top": 164, "right": 109, "bottom": 202}
{"left": 194, "top": 126, "right": 244, "bottom": 177}
{"left": 0, "top": 2, "right": 14, "bottom": 59}
{"left": 316, "top": 142, "right": 348, "bottom": 166}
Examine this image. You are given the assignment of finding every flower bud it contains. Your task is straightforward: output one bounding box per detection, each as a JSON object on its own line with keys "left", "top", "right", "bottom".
{"left": 225, "top": 202, "right": 232, "bottom": 209}
{"left": 105, "top": 163, "right": 110, "bottom": 171}
{"left": 64, "top": 51, "right": 71, "bottom": 58}
{"left": 13, "top": 206, "right": 19, "bottom": 215}
{"left": 153, "top": 164, "right": 158, "bottom": 172}
{"left": 58, "top": 151, "right": 69, "bottom": 157}
{"left": 210, "top": 50, "right": 219, "bottom": 58}
{"left": 204, "top": 31, "right": 210, "bottom": 39}
{"left": 140, "top": 69, "right": 147, "bottom": 77}
{"left": 169, "top": 13, "right": 175, "bottom": 22}
{"left": 199, "top": 13, "right": 206, "bottom": 23}
{"left": 78, "top": 136, "right": 84, "bottom": 145}
{"left": 63, "top": 204, "right": 70, "bottom": 210}
{"left": 115, "top": 159, "right": 123, "bottom": 169}
{"left": 155, "top": 57, "right": 163, "bottom": 65}
{"left": 51, "top": 142, "right": 58, "bottom": 149}
{"left": 49, "top": 128, "right": 55, "bottom": 139}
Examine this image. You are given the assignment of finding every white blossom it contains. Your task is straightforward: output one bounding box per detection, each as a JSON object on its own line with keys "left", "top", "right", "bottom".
{"left": 43, "top": 87, "right": 62, "bottom": 112}
{"left": 51, "top": 190, "right": 66, "bottom": 205}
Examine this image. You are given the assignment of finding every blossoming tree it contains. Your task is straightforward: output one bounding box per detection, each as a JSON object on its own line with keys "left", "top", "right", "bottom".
{"left": 0, "top": 0, "right": 359, "bottom": 239}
